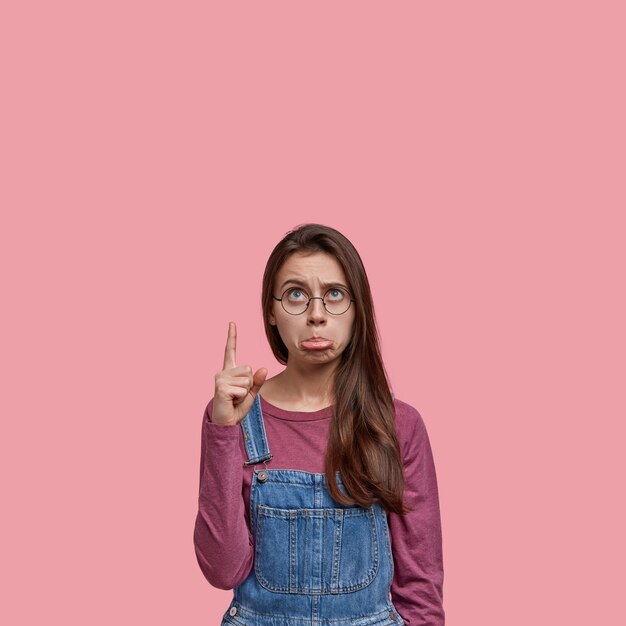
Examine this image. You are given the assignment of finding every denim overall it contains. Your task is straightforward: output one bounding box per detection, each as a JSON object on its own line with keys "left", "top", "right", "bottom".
{"left": 221, "top": 394, "right": 405, "bottom": 626}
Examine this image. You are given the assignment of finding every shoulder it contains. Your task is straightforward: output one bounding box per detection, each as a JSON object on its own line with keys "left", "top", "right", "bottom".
{"left": 392, "top": 397, "right": 425, "bottom": 432}
{"left": 391, "top": 398, "right": 428, "bottom": 459}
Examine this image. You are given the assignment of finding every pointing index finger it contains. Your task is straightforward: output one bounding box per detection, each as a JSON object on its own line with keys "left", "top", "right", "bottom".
{"left": 223, "top": 321, "right": 237, "bottom": 371}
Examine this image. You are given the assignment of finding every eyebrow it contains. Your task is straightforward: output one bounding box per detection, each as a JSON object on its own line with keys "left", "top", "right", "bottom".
{"left": 279, "top": 278, "right": 349, "bottom": 291}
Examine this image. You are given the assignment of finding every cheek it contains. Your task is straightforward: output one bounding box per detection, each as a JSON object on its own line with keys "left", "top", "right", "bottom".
{"left": 276, "top": 317, "right": 298, "bottom": 339}
{"left": 345, "top": 318, "right": 356, "bottom": 340}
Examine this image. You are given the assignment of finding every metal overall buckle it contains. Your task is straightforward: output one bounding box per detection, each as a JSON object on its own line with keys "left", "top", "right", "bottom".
{"left": 254, "top": 458, "right": 271, "bottom": 483}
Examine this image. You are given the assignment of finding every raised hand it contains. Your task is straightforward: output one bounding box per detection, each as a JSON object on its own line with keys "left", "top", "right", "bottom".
{"left": 212, "top": 322, "right": 268, "bottom": 425}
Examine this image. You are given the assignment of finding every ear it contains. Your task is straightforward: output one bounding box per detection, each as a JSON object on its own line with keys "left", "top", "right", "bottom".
{"left": 269, "top": 311, "right": 276, "bottom": 326}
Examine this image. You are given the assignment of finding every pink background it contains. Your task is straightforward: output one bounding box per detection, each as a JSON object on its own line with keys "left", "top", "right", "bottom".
{"left": 2, "top": 2, "right": 624, "bottom": 624}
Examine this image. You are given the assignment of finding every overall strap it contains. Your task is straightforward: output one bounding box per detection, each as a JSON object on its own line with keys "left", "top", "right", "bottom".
{"left": 239, "top": 394, "right": 273, "bottom": 466}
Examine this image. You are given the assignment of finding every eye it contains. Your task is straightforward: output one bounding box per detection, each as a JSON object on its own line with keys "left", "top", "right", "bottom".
{"left": 326, "top": 288, "right": 346, "bottom": 301}
{"left": 286, "top": 288, "right": 308, "bottom": 302}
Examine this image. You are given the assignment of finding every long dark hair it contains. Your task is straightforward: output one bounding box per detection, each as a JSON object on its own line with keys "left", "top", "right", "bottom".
{"left": 261, "top": 223, "right": 413, "bottom": 514}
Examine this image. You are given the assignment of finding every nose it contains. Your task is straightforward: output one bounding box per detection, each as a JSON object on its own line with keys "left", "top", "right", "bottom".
{"left": 306, "top": 296, "right": 327, "bottom": 322}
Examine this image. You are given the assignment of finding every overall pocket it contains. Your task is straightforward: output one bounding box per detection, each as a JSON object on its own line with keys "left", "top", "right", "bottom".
{"left": 254, "top": 504, "right": 380, "bottom": 594}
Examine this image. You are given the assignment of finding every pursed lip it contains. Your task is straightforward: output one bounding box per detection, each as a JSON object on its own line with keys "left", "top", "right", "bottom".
{"left": 303, "top": 336, "right": 332, "bottom": 341}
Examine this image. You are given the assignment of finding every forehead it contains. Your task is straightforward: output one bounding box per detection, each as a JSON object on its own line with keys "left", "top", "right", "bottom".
{"left": 275, "top": 252, "right": 347, "bottom": 287}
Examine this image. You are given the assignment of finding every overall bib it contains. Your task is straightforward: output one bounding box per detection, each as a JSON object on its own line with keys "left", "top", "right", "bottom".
{"left": 221, "top": 395, "right": 406, "bottom": 626}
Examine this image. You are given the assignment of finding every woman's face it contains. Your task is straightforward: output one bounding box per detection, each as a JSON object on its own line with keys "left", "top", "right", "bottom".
{"left": 269, "top": 251, "right": 356, "bottom": 366}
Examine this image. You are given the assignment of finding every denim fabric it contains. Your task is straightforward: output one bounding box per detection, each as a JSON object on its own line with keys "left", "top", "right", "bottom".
{"left": 221, "top": 395, "right": 405, "bottom": 626}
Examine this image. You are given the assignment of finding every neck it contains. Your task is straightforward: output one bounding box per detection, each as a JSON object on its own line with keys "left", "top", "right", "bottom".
{"left": 268, "top": 360, "right": 338, "bottom": 409}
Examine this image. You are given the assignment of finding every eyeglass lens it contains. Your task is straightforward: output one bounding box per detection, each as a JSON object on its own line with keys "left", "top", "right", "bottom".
{"left": 281, "top": 287, "right": 351, "bottom": 315}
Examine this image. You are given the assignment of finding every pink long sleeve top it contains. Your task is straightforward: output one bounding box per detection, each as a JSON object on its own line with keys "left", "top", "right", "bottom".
{"left": 193, "top": 394, "right": 445, "bottom": 626}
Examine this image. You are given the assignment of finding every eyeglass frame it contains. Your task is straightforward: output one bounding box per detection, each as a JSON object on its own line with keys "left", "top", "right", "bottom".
{"left": 272, "top": 286, "right": 356, "bottom": 316}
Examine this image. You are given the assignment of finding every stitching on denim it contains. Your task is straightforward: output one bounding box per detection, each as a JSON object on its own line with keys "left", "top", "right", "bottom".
{"left": 258, "top": 505, "right": 374, "bottom": 518}
{"left": 233, "top": 604, "right": 396, "bottom": 624}
{"left": 253, "top": 505, "right": 381, "bottom": 594}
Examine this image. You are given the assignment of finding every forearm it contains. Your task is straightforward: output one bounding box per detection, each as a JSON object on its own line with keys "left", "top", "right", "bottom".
{"left": 389, "top": 513, "right": 445, "bottom": 626}
{"left": 390, "top": 410, "right": 445, "bottom": 625}
{"left": 193, "top": 405, "right": 254, "bottom": 589}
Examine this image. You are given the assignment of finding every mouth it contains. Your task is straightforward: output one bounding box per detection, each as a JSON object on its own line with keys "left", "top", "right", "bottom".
{"left": 301, "top": 337, "right": 334, "bottom": 351}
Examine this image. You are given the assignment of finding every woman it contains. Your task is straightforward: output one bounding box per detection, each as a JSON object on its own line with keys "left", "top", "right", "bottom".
{"left": 194, "top": 224, "right": 445, "bottom": 625}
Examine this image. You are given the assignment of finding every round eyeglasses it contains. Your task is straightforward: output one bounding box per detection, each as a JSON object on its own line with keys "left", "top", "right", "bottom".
{"left": 272, "top": 286, "right": 355, "bottom": 315}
